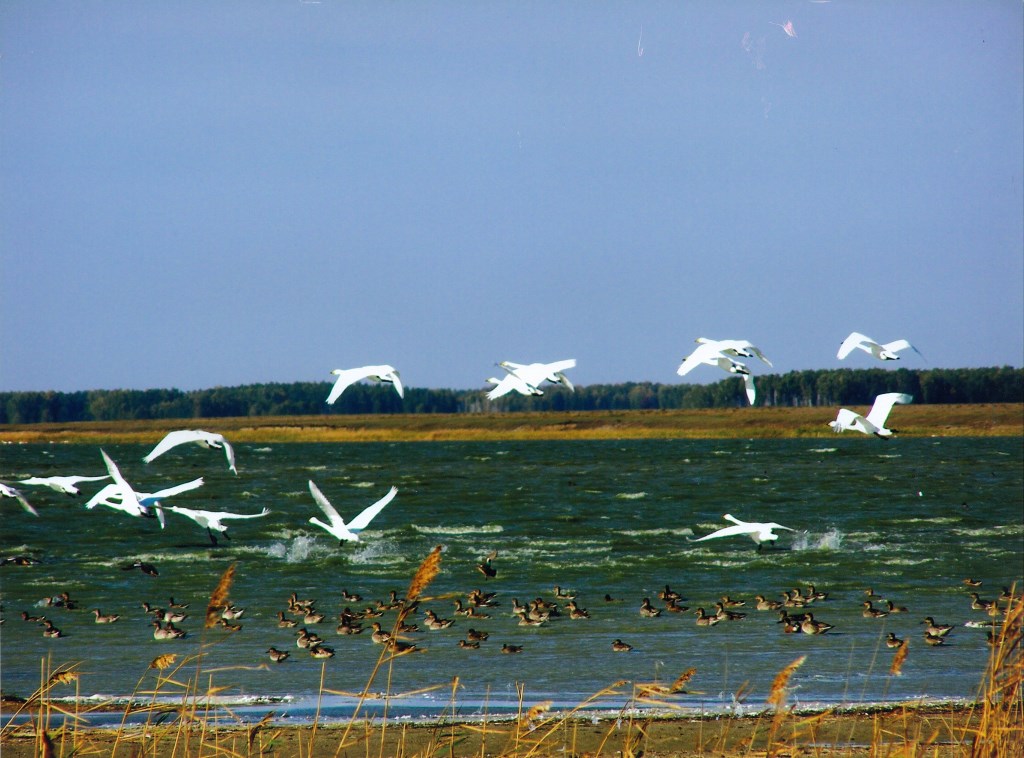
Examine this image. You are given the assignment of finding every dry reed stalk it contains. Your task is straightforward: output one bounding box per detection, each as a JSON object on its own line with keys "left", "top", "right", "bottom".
{"left": 527, "top": 681, "right": 628, "bottom": 758}
{"left": 889, "top": 640, "right": 909, "bottom": 677}
{"left": 206, "top": 562, "right": 236, "bottom": 628}
{"left": 966, "top": 587, "right": 1024, "bottom": 757}
{"left": 765, "top": 655, "right": 806, "bottom": 757}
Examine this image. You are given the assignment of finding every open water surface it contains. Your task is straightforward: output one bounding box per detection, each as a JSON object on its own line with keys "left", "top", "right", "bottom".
{"left": 2, "top": 437, "right": 1022, "bottom": 724}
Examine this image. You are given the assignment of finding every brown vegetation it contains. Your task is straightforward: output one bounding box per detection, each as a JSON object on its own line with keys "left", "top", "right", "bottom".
{"left": 0, "top": 403, "right": 1020, "bottom": 444}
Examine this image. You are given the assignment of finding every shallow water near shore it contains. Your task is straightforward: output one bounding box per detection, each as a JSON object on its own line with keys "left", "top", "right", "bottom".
{"left": 2, "top": 437, "right": 1022, "bottom": 725}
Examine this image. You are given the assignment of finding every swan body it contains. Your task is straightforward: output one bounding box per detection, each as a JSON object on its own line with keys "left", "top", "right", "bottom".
{"left": 143, "top": 430, "right": 237, "bottom": 474}
{"left": 837, "top": 332, "right": 922, "bottom": 362}
{"left": 677, "top": 338, "right": 765, "bottom": 405}
{"left": 168, "top": 504, "right": 270, "bottom": 545}
{"left": 18, "top": 474, "right": 110, "bottom": 495}
{"left": 326, "top": 365, "right": 403, "bottom": 404}
{"left": 498, "top": 359, "right": 576, "bottom": 392}
{"left": 829, "top": 393, "right": 912, "bottom": 437}
{"left": 308, "top": 481, "right": 397, "bottom": 544}
{"left": 485, "top": 373, "right": 544, "bottom": 400}
{"left": 689, "top": 514, "right": 795, "bottom": 548}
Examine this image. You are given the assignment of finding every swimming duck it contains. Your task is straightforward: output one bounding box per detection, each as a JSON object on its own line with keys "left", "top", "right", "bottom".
{"left": 969, "top": 593, "right": 996, "bottom": 612}
{"left": 41, "top": 620, "right": 64, "bottom": 638}
{"left": 719, "top": 596, "right": 745, "bottom": 608}
{"left": 714, "top": 603, "right": 746, "bottom": 621}
{"left": 611, "top": 639, "right": 634, "bottom": 652}
{"left": 267, "top": 647, "right": 289, "bottom": 663}
{"left": 501, "top": 644, "right": 523, "bottom": 654}
{"left": 370, "top": 622, "right": 393, "bottom": 644}
{"left": 92, "top": 609, "right": 120, "bottom": 624}
{"left": 923, "top": 632, "right": 946, "bottom": 646}
{"left": 885, "top": 600, "right": 909, "bottom": 614}
{"left": 658, "top": 585, "right": 683, "bottom": 603}
{"left": 664, "top": 598, "right": 689, "bottom": 613}
{"left": 553, "top": 586, "right": 576, "bottom": 600}
{"left": 639, "top": 598, "right": 661, "bottom": 618}
{"left": 922, "top": 617, "right": 953, "bottom": 637}
{"left": 886, "top": 633, "right": 905, "bottom": 649}
{"left": 457, "top": 639, "right": 480, "bottom": 649}
{"left": 340, "top": 589, "right": 363, "bottom": 603}
{"left": 277, "top": 611, "right": 298, "bottom": 628}
{"left": 423, "top": 610, "right": 454, "bottom": 630}
{"left": 295, "top": 628, "right": 323, "bottom": 649}
{"left": 152, "top": 621, "right": 185, "bottom": 640}
{"left": 566, "top": 600, "right": 590, "bottom": 620}
{"left": 477, "top": 550, "right": 498, "bottom": 579}
{"left": 755, "top": 595, "right": 783, "bottom": 611}
{"left": 800, "top": 613, "right": 834, "bottom": 635}
{"left": 453, "top": 600, "right": 490, "bottom": 618}
{"left": 862, "top": 601, "right": 888, "bottom": 619}
{"left": 694, "top": 608, "right": 720, "bottom": 627}
{"left": 309, "top": 644, "right": 335, "bottom": 659}
{"left": 466, "top": 628, "right": 489, "bottom": 642}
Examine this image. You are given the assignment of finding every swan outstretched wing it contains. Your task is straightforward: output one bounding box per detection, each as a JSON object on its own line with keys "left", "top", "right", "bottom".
{"left": 143, "top": 430, "right": 202, "bottom": 463}
{"left": 677, "top": 342, "right": 723, "bottom": 376}
{"left": 837, "top": 332, "right": 873, "bottom": 360}
{"left": 308, "top": 480, "right": 344, "bottom": 530}
{"left": 348, "top": 486, "right": 398, "bottom": 532}
{"left": 139, "top": 478, "right": 205, "bottom": 506}
{"left": 865, "top": 393, "right": 912, "bottom": 429}
{"left": 101, "top": 449, "right": 144, "bottom": 515}
{"left": 1, "top": 483, "right": 38, "bottom": 516}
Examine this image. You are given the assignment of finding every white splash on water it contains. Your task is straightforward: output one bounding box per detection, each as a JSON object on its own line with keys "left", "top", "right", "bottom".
{"left": 615, "top": 492, "right": 647, "bottom": 500}
{"left": 808, "top": 447, "right": 837, "bottom": 453}
{"left": 267, "top": 535, "right": 322, "bottom": 563}
{"left": 791, "top": 529, "right": 844, "bottom": 551}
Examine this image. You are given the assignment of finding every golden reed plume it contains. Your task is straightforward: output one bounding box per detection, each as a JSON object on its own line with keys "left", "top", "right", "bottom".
{"left": 768, "top": 655, "right": 806, "bottom": 708}
{"left": 889, "top": 642, "right": 909, "bottom": 677}
{"left": 406, "top": 546, "right": 443, "bottom": 604}
{"left": 206, "top": 562, "right": 236, "bottom": 628}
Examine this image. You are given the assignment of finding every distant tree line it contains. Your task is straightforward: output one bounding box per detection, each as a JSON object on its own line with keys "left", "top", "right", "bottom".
{"left": 1, "top": 367, "right": 1020, "bottom": 425}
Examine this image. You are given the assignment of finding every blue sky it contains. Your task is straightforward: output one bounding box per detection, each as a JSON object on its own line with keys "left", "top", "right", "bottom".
{"left": 2, "top": 1, "right": 1021, "bottom": 393}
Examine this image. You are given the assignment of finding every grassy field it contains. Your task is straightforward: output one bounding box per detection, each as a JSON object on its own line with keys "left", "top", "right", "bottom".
{"left": 0, "top": 404, "right": 1020, "bottom": 444}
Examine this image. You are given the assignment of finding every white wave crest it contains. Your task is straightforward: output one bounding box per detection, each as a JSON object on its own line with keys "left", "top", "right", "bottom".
{"left": 808, "top": 447, "right": 837, "bottom": 453}
{"left": 615, "top": 492, "right": 647, "bottom": 500}
{"left": 411, "top": 524, "right": 505, "bottom": 535}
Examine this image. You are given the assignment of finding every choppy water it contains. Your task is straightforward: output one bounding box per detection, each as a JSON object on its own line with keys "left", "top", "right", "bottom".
{"left": 2, "top": 437, "right": 1022, "bottom": 724}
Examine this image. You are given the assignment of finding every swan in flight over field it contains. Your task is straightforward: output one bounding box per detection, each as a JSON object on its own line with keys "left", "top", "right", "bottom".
{"left": 689, "top": 514, "right": 795, "bottom": 550}
{"left": 498, "top": 359, "right": 577, "bottom": 392}
{"left": 837, "top": 332, "right": 923, "bottom": 362}
{"left": 17, "top": 474, "right": 110, "bottom": 496}
{"left": 1, "top": 483, "right": 38, "bottom": 516}
{"left": 485, "top": 372, "right": 544, "bottom": 400}
{"left": 307, "top": 480, "right": 398, "bottom": 544}
{"left": 143, "top": 430, "right": 237, "bottom": 474}
{"left": 677, "top": 339, "right": 763, "bottom": 405}
{"left": 326, "top": 365, "right": 404, "bottom": 404}
{"left": 97, "top": 449, "right": 148, "bottom": 518}
{"left": 829, "top": 392, "right": 913, "bottom": 437}
{"left": 167, "top": 504, "right": 270, "bottom": 545}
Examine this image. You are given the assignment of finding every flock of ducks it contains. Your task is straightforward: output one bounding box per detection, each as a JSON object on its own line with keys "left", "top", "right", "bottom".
{"left": 11, "top": 561, "right": 1015, "bottom": 670}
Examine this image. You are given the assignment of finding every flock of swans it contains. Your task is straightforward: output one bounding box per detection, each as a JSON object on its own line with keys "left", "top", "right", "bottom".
{"left": 2, "top": 330, "right": 921, "bottom": 547}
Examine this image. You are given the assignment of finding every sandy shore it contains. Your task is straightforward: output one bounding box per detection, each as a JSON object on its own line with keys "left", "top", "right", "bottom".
{"left": 0, "top": 703, "right": 994, "bottom": 757}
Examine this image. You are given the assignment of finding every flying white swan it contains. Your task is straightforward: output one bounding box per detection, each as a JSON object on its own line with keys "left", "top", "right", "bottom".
{"left": 829, "top": 392, "right": 913, "bottom": 437}
{"left": 689, "top": 514, "right": 795, "bottom": 549}
{"left": 143, "top": 430, "right": 237, "bottom": 474}
{"left": 498, "top": 359, "right": 577, "bottom": 392}
{"left": 695, "top": 338, "right": 773, "bottom": 367}
{"left": 326, "top": 365, "right": 404, "bottom": 404}
{"left": 86, "top": 477, "right": 204, "bottom": 529}
{"left": 837, "top": 332, "right": 923, "bottom": 362}
{"left": 677, "top": 339, "right": 761, "bottom": 405}
{"left": 98, "top": 449, "right": 147, "bottom": 518}
{"left": 307, "top": 480, "right": 398, "bottom": 544}
{"left": 1, "top": 483, "right": 38, "bottom": 516}
{"left": 167, "top": 504, "right": 270, "bottom": 545}
{"left": 17, "top": 474, "right": 110, "bottom": 496}
{"left": 485, "top": 373, "right": 544, "bottom": 400}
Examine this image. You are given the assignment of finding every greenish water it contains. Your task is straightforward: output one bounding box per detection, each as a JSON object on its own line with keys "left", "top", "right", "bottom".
{"left": 1, "top": 437, "right": 1021, "bottom": 723}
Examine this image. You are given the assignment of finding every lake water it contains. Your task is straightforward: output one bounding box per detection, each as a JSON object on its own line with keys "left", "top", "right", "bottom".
{"left": 2, "top": 437, "right": 1022, "bottom": 725}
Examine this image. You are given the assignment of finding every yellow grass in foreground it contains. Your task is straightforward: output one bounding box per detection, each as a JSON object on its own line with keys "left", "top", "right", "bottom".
{"left": 0, "top": 404, "right": 1021, "bottom": 445}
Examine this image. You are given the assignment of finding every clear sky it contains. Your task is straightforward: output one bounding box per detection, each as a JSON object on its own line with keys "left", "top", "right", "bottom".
{"left": 2, "top": 1, "right": 1022, "bottom": 393}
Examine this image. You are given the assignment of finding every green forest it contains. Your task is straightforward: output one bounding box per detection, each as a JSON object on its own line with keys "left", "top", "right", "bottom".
{"left": 1, "top": 367, "right": 1020, "bottom": 425}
